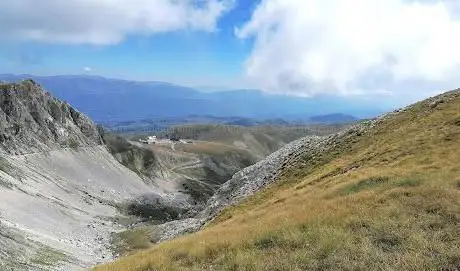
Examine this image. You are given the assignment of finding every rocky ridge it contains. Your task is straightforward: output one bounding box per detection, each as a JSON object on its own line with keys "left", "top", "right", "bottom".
{"left": 0, "top": 81, "right": 184, "bottom": 270}
{"left": 0, "top": 80, "right": 101, "bottom": 154}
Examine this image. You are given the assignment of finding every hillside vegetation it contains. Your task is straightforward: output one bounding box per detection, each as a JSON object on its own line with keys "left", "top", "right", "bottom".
{"left": 155, "top": 123, "right": 348, "bottom": 158}
{"left": 97, "top": 123, "right": 340, "bottom": 256}
{"left": 120, "top": 124, "right": 345, "bottom": 204}
{"left": 95, "top": 89, "right": 460, "bottom": 271}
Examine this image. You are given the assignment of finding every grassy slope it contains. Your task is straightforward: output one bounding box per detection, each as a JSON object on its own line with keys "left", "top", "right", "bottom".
{"left": 95, "top": 91, "right": 460, "bottom": 271}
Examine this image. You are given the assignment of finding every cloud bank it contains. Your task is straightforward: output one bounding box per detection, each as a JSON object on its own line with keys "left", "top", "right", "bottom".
{"left": 0, "top": 0, "right": 232, "bottom": 45}
{"left": 237, "top": 0, "right": 460, "bottom": 97}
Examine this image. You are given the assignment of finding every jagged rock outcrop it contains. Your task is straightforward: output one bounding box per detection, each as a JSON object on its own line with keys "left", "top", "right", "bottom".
{"left": 0, "top": 80, "right": 183, "bottom": 270}
{"left": 0, "top": 80, "right": 102, "bottom": 154}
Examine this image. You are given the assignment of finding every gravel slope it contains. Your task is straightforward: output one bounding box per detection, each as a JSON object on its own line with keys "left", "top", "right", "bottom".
{"left": 0, "top": 146, "right": 164, "bottom": 270}
{"left": 0, "top": 81, "right": 189, "bottom": 270}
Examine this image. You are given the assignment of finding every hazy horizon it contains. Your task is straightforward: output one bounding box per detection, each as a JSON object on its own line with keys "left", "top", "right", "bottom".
{"left": 2, "top": 0, "right": 460, "bottom": 110}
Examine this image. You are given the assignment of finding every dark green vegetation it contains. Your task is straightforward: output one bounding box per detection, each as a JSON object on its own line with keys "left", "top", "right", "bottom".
{"left": 180, "top": 178, "right": 217, "bottom": 203}
{"left": 124, "top": 195, "right": 186, "bottom": 223}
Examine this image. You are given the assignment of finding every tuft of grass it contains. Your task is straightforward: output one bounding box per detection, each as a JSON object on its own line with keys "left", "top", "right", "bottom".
{"left": 395, "top": 178, "right": 423, "bottom": 187}
{"left": 455, "top": 180, "right": 460, "bottom": 189}
{"left": 254, "top": 232, "right": 281, "bottom": 249}
{"left": 370, "top": 229, "right": 403, "bottom": 252}
{"left": 340, "top": 176, "right": 390, "bottom": 195}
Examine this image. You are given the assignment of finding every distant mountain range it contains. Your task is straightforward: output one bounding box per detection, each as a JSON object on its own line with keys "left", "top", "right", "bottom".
{"left": 102, "top": 115, "right": 357, "bottom": 134}
{"left": 308, "top": 113, "right": 358, "bottom": 124}
{"left": 0, "top": 74, "right": 383, "bottom": 122}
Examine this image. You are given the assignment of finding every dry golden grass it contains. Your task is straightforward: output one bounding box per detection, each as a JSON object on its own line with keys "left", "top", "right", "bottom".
{"left": 95, "top": 91, "right": 460, "bottom": 271}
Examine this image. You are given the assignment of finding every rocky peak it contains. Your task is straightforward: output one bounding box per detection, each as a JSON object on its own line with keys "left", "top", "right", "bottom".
{"left": 0, "top": 80, "right": 102, "bottom": 154}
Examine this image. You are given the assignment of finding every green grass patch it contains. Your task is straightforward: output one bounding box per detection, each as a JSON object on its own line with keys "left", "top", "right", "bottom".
{"left": 395, "top": 178, "right": 423, "bottom": 187}
{"left": 111, "top": 227, "right": 152, "bottom": 256}
{"left": 30, "top": 246, "right": 68, "bottom": 267}
{"left": 341, "top": 176, "right": 390, "bottom": 195}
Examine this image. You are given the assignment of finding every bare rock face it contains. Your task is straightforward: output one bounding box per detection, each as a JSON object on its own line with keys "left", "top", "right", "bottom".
{"left": 0, "top": 81, "right": 168, "bottom": 270}
{"left": 0, "top": 80, "right": 102, "bottom": 154}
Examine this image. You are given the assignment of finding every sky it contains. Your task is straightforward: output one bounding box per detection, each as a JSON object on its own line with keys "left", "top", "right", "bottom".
{"left": 1, "top": 0, "right": 460, "bottom": 107}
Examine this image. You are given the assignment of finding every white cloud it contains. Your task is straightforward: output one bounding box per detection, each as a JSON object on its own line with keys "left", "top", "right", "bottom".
{"left": 0, "top": 0, "right": 233, "bottom": 45}
{"left": 237, "top": 0, "right": 460, "bottom": 97}
{"left": 83, "top": 67, "right": 92, "bottom": 72}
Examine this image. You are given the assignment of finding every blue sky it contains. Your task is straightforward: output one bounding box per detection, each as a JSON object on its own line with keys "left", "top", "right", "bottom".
{"left": 1, "top": 0, "right": 460, "bottom": 106}
{"left": 0, "top": 0, "right": 257, "bottom": 89}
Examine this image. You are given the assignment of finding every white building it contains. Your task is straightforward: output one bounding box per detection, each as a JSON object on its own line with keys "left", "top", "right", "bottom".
{"left": 140, "top": 135, "right": 157, "bottom": 144}
{"left": 146, "top": 136, "right": 157, "bottom": 144}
